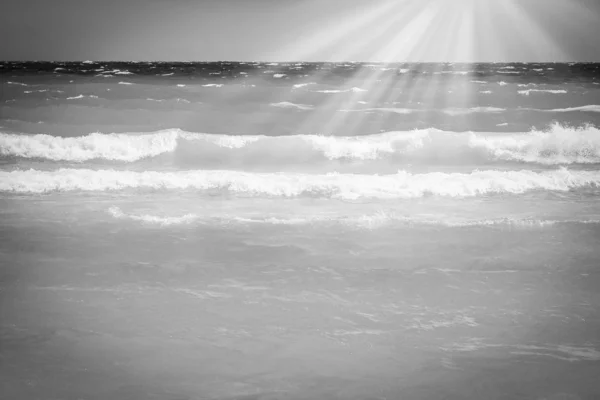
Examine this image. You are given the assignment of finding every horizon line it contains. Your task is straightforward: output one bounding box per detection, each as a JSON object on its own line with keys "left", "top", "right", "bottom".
{"left": 2, "top": 60, "right": 600, "bottom": 64}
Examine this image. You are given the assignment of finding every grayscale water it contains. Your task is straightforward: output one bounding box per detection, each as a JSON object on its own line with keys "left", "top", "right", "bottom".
{"left": 1, "top": 61, "right": 600, "bottom": 400}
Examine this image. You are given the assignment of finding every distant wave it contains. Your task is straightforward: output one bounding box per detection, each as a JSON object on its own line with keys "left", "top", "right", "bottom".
{"left": 343, "top": 106, "right": 506, "bottom": 115}
{"left": 270, "top": 102, "right": 314, "bottom": 110}
{"left": 3, "top": 124, "right": 600, "bottom": 165}
{"left": 66, "top": 94, "right": 99, "bottom": 100}
{"left": 340, "top": 107, "right": 415, "bottom": 114}
{"left": 518, "top": 89, "right": 567, "bottom": 96}
{"left": 537, "top": 105, "right": 600, "bottom": 113}
{"left": 292, "top": 82, "right": 316, "bottom": 89}
{"left": 2, "top": 168, "right": 599, "bottom": 198}
{"left": 314, "top": 87, "right": 367, "bottom": 94}
{"left": 442, "top": 107, "right": 505, "bottom": 116}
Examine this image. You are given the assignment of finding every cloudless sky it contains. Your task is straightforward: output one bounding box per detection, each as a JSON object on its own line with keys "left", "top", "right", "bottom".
{"left": 1, "top": 0, "right": 599, "bottom": 62}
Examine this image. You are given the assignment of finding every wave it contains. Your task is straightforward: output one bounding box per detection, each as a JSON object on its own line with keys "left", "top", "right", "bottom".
{"left": 108, "top": 206, "right": 199, "bottom": 226}
{"left": 106, "top": 206, "right": 600, "bottom": 229}
{"left": 518, "top": 89, "right": 567, "bottom": 96}
{"left": 292, "top": 82, "right": 316, "bottom": 89}
{"left": 270, "top": 102, "right": 314, "bottom": 110}
{"left": 537, "top": 105, "right": 600, "bottom": 113}
{"left": 468, "top": 123, "right": 600, "bottom": 164}
{"left": 3, "top": 124, "right": 600, "bottom": 165}
{"left": 442, "top": 107, "right": 505, "bottom": 116}
{"left": 314, "top": 87, "right": 367, "bottom": 93}
{"left": 2, "top": 168, "right": 599, "bottom": 198}
{"left": 343, "top": 106, "right": 506, "bottom": 115}
{"left": 341, "top": 107, "right": 415, "bottom": 114}
{"left": 66, "top": 94, "right": 99, "bottom": 100}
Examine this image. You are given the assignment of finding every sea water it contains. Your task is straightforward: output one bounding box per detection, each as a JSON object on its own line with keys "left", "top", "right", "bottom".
{"left": 1, "top": 62, "right": 600, "bottom": 400}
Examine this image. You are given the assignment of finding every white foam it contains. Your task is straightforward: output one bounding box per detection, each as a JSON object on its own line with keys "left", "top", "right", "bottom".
{"left": 7, "top": 81, "right": 28, "bottom": 86}
{"left": 2, "top": 167, "right": 599, "bottom": 198}
{"left": 301, "top": 130, "right": 428, "bottom": 160}
{"left": 342, "top": 107, "right": 415, "bottom": 114}
{"left": 292, "top": 82, "right": 316, "bottom": 89}
{"left": 177, "top": 84, "right": 186, "bottom": 87}
{"left": 0, "top": 130, "right": 181, "bottom": 162}
{"left": 543, "top": 105, "right": 600, "bottom": 113}
{"left": 66, "top": 94, "right": 98, "bottom": 100}
{"left": 468, "top": 123, "right": 600, "bottom": 164}
{"left": 202, "top": 84, "right": 223, "bottom": 88}
{"left": 518, "top": 89, "right": 567, "bottom": 96}
{"left": 314, "top": 87, "right": 367, "bottom": 94}
{"left": 273, "top": 74, "right": 287, "bottom": 78}
{"left": 118, "top": 81, "right": 133, "bottom": 85}
{"left": 443, "top": 107, "right": 505, "bottom": 116}
{"left": 5, "top": 125, "right": 600, "bottom": 165}
{"left": 270, "top": 102, "right": 314, "bottom": 111}
{"left": 497, "top": 81, "right": 508, "bottom": 86}
{"left": 108, "top": 206, "right": 198, "bottom": 226}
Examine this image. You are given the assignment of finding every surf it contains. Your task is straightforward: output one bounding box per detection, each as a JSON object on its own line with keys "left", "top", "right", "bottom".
{"left": 2, "top": 167, "right": 599, "bottom": 198}
{"left": 3, "top": 124, "right": 600, "bottom": 166}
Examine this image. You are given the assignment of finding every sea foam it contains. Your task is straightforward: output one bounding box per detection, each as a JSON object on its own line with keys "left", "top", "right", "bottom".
{"left": 3, "top": 124, "right": 600, "bottom": 165}
{"left": 2, "top": 167, "right": 599, "bottom": 198}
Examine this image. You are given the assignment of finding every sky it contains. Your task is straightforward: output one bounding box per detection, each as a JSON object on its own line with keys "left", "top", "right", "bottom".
{"left": 1, "top": 0, "right": 600, "bottom": 62}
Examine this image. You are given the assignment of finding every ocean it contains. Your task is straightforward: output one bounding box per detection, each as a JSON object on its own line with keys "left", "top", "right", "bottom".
{"left": 1, "top": 61, "right": 600, "bottom": 400}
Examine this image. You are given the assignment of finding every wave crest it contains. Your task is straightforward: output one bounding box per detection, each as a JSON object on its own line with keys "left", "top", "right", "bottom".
{"left": 2, "top": 168, "right": 598, "bottom": 198}
{"left": 3, "top": 124, "right": 600, "bottom": 165}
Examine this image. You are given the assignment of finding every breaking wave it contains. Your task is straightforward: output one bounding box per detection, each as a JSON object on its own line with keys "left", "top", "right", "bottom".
{"left": 2, "top": 167, "right": 599, "bottom": 198}
{"left": 3, "top": 124, "right": 600, "bottom": 165}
